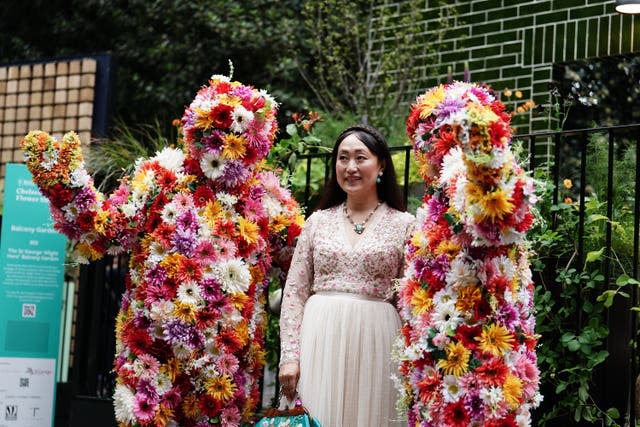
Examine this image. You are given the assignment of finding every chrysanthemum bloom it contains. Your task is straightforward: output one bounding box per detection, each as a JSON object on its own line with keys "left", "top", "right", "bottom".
{"left": 21, "top": 75, "right": 305, "bottom": 426}
{"left": 396, "top": 82, "right": 541, "bottom": 426}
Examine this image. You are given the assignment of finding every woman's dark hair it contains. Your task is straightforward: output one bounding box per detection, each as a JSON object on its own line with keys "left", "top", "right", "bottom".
{"left": 317, "top": 124, "right": 406, "bottom": 211}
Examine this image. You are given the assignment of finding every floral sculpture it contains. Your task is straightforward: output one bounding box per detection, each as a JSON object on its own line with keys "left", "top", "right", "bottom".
{"left": 396, "top": 82, "right": 542, "bottom": 426}
{"left": 21, "top": 75, "right": 303, "bottom": 427}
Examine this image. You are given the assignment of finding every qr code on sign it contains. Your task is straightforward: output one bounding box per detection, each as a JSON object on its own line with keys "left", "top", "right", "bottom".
{"left": 22, "top": 304, "right": 36, "bottom": 318}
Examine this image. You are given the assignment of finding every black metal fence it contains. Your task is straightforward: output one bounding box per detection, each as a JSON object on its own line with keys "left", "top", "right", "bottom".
{"left": 65, "top": 124, "right": 640, "bottom": 426}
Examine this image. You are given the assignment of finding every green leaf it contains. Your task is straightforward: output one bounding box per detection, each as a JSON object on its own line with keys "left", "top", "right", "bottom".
{"left": 605, "top": 407, "right": 620, "bottom": 419}
{"left": 616, "top": 274, "right": 640, "bottom": 286}
{"left": 567, "top": 339, "right": 581, "bottom": 351}
{"left": 574, "top": 405, "right": 583, "bottom": 422}
{"left": 555, "top": 382, "right": 568, "bottom": 393}
{"left": 587, "top": 214, "right": 609, "bottom": 223}
{"left": 585, "top": 248, "right": 604, "bottom": 263}
{"left": 597, "top": 290, "right": 616, "bottom": 308}
{"left": 286, "top": 123, "right": 298, "bottom": 137}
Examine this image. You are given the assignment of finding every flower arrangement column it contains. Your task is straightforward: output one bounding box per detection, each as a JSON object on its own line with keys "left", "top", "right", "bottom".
{"left": 21, "top": 75, "right": 303, "bottom": 427}
{"left": 396, "top": 82, "right": 542, "bottom": 426}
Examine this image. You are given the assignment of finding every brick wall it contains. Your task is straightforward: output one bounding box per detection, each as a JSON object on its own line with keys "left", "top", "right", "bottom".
{"left": 0, "top": 58, "right": 100, "bottom": 203}
{"left": 373, "top": 0, "right": 640, "bottom": 158}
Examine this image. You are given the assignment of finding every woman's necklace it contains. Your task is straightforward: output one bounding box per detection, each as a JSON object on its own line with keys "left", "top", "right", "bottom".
{"left": 344, "top": 202, "right": 381, "bottom": 235}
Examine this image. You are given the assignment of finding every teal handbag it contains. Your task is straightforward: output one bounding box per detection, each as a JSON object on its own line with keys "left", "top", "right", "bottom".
{"left": 255, "top": 398, "right": 321, "bottom": 427}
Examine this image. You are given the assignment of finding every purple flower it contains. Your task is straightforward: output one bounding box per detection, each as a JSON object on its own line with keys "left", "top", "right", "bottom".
{"left": 172, "top": 227, "right": 197, "bottom": 255}
{"left": 176, "top": 210, "right": 198, "bottom": 231}
{"left": 74, "top": 186, "right": 97, "bottom": 210}
{"left": 434, "top": 97, "right": 466, "bottom": 119}
{"left": 495, "top": 303, "right": 518, "bottom": 330}
{"left": 145, "top": 265, "right": 168, "bottom": 287}
{"left": 136, "top": 378, "right": 158, "bottom": 400}
{"left": 220, "top": 160, "right": 250, "bottom": 188}
{"left": 427, "top": 195, "right": 447, "bottom": 222}
{"left": 463, "top": 391, "right": 484, "bottom": 419}
{"left": 163, "top": 319, "right": 195, "bottom": 345}
{"left": 203, "top": 130, "right": 225, "bottom": 153}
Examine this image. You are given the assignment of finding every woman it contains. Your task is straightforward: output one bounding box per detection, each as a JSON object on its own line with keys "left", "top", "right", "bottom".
{"left": 278, "top": 124, "right": 414, "bottom": 426}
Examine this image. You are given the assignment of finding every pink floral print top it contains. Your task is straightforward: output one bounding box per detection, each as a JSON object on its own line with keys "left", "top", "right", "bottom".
{"left": 279, "top": 203, "right": 415, "bottom": 364}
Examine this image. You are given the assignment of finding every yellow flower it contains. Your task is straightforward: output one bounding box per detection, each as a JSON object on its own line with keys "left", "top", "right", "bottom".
{"left": 154, "top": 404, "right": 174, "bottom": 427}
{"left": 173, "top": 302, "right": 196, "bottom": 322}
{"left": 434, "top": 240, "right": 462, "bottom": 259}
{"left": 417, "top": 85, "right": 446, "bottom": 119}
{"left": 465, "top": 182, "right": 485, "bottom": 203}
{"left": 563, "top": 178, "right": 573, "bottom": 189}
{"left": 238, "top": 216, "right": 259, "bottom": 244}
{"left": 456, "top": 285, "right": 482, "bottom": 313}
{"left": 476, "top": 189, "right": 514, "bottom": 222}
{"left": 160, "top": 253, "right": 184, "bottom": 278}
{"left": 503, "top": 373, "right": 523, "bottom": 409}
{"left": 250, "top": 265, "right": 265, "bottom": 285}
{"left": 205, "top": 375, "right": 236, "bottom": 402}
{"left": 218, "top": 94, "right": 242, "bottom": 107}
{"left": 410, "top": 287, "right": 432, "bottom": 316}
{"left": 164, "top": 358, "right": 180, "bottom": 382}
{"left": 222, "top": 134, "right": 247, "bottom": 160}
{"left": 437, "top": 341, "right": 470, "bottom": 376}
{"left": 503, "top": 88, "right": 513, "bottom": 98}
{"left": 515, "top": 90, "right": 523, "bottom": 99}
{"left": 94, "top": 209, "right": 110, "bottom": 235}
{"left": 194, "top": 107, "right": 213, "bottom": 130}
{"left": 76, "top": 242, "right": 102, "bottom": 261}
{"left": 230, "top": 291, "right": 250, "bottom": 310}
{"left": 182, "top": 394, "right": 199, "bottom": 419}
{"left": 269, "top": 214, "right": 289, "bottom": 233}
{"left": 477, "top": 324, "right": 514, "bottom": 356}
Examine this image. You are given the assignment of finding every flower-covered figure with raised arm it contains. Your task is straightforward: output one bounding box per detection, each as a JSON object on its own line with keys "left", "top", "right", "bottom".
{"left": 21, "top": 74, "right": 303, "bottom": 427}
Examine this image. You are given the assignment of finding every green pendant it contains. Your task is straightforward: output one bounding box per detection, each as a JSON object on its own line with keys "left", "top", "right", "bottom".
{"left": 354, "top": 223, "right": 365, "bottom": 234}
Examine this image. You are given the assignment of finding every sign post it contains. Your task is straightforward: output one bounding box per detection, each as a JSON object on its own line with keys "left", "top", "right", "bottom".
{"left": 0, "top": 163, "right": 67, "bottom": 427}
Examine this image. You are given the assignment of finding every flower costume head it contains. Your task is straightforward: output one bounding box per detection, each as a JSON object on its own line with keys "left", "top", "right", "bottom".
{"left": 396, "top": 82, "right": 541, "bottom": 426}
{"left": 21, "top": 75, "right": 304, "bottom": 426}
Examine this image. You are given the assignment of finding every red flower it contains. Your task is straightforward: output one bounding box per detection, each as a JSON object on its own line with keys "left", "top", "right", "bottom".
{"left": 486, "top": 414, "right": 518, "bottom": 427}
{"left": 121, "top": 320, "right": 153, "bottom": 356}
{"left": 244, "top": 95, "right": 265, "bottom": 112}
{"left": 156, "top": 168, "right": 177, "bottom": 190}
{"left": 216, "top": 329, "right": 244, "bottom": 353}
{"left": 193, "top": 185, "right": 215, "bottom": 207}
{"left": 416, "top": 371, "right": 440, "bottom": 403}
{"left": 76, "top": 210, "right": 96, "bottom": 231}
{"left": 475, "top": 357, "right": 508, "bottom": 386}
{"left": 197, "top": 394, "right": 222, "bottom": 418}
{"left": 456, "top": 324, "right": 482, "bottom": 351}
{"left": 443, "top": 400, "right": 469, "bottom": 427}
{"left": 209, "top": 104, "right": 234, "bottom": 129}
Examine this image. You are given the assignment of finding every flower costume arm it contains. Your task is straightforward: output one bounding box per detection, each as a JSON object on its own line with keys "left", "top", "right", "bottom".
{"left": 279, "top": 212, "right": 316, "bottom": 365}
{"left": 21, "top": 131, "right": 146, "bottom": 262}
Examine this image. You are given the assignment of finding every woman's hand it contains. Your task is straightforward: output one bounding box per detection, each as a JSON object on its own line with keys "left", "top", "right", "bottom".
{"left": 278, "top": 361, "right": 300, "bottom": 400}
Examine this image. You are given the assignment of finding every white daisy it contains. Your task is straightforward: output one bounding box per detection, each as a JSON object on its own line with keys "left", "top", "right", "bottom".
{"left": 215, "top": 258, "right": 251, "bottom": 293}
{"left": 153, "top": 372, "right": 172, "bottom": 396}
{"left": 442, "top": 375, "right": 465, "bottom": 402}
{"left": 230, "top": 105, "right": 254, "bottom": 133}
{"left": 173, "top": 342, "right": 192, "bottom": 360}
{"left": 200, "top": 151, "right": 225, "bottom": 180}
{"left": 70, "top": 166, "right": 91, "bottom": 188}
{"left": 113, "top": 384, "right": 136, "bottom": 424}
{"left": 480, "top": 386, "right": 504, "bottom": 406}
{"left": 153, "top": 147, "right": 185, "bottom": 172}
{"left": 160, "top": 204, "right": 179, "bottom": 224}
{"left": 217, "top": 192, "right": 238, "bottom": 208}
{"left": 177, "top": 282, "right": 203, "bottom": 307}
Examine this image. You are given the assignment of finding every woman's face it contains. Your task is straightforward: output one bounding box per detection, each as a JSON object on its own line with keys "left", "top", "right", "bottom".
{"left": 335, "top": 134, "right": 382, "bottom": 198}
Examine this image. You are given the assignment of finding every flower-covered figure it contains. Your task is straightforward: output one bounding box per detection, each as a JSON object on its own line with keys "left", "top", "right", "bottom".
{"left": 396, "top": 82, "right": 541, "bottom": 426}
{"left": 21, "top": 75, "right": 303, "bottom": 427}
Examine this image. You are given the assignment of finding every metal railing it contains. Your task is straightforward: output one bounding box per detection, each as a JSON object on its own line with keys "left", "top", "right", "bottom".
{"left": 73, "top": 124, "right": 640, "bottom": 425}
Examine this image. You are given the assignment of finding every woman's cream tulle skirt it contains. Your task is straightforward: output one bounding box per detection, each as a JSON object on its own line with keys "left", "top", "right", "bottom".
{"left": 297, "top": 292, "right": 404, "bottom": 427}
